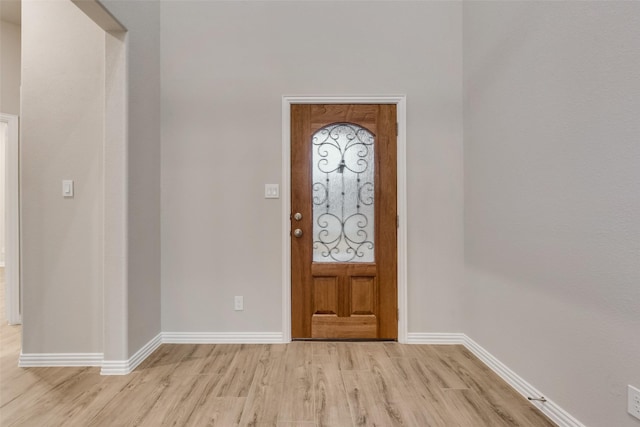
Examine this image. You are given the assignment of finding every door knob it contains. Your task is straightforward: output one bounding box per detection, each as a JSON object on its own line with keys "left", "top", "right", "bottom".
{"left": 293, "top": 229, "right": 303, "bottom": 238}
{"left": 293, "top": 212, "right": 303, "bottom": 221}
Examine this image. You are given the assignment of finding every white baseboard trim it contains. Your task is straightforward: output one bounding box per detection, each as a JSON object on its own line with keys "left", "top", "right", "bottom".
{"left": 130, "top": 333, "right": 163, "bottom": 371}
{"left": 17, "top": 329, "right": 581, "bottom": 425}
{"left": 406, "top": 332, "right": 466, "bottom": 344}
{"left": 462, "top": 335, "right": 584, "bottom": 427}
{"left": 19, "top": 352, "right": 103, "bottom": 367}
{"left": 101, "top": 332, "right": 163, "bottom": 375}
{"left": 162, "top": 332, "right": 285, "bottom": 344}
{"left": 18, "top": 332, "right": 282, "bottom": 373}
{"left": 408, "top": 332, "right": 584, "bottom": 427}
{"left": 99, "top": 359, "right": 129, "bottom": 375}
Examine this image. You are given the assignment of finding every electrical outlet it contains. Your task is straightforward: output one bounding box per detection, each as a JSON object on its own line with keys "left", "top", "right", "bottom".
{"left": 629, "top": 385, "right": 640, "bottom": 420}
{"left": 234, "top": 296, "right": 244, "bottom": 311}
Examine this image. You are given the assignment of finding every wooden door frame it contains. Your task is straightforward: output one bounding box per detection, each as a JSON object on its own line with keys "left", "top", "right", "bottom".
{"left": 281, "top": 96, "right": 408, "bottom": 343}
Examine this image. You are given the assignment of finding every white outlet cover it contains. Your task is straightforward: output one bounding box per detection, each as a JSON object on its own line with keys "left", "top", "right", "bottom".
{"left": 234, "top": 296, "right": 244, "bottom": 311}
{"left": 629, "top": 385, "right": 640, "bottom": 420}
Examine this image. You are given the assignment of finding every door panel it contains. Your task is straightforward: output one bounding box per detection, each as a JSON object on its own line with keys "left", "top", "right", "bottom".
{"left": 351, "top": 277, "right": 376, "bottom": 315}
{"left": 291, "top": 104, "right": 397, "bottom": 339}
{"left": 313, "top": 277, "right": 339, "bottom": 315}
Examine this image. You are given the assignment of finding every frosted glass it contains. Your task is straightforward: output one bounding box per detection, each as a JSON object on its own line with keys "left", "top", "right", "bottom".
{"left": 312, "top": 123, "right": 375, "bottom": 262}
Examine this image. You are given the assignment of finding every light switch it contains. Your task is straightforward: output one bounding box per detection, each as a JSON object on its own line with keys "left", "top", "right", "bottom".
{"left": 62, "top": 180, "right": 74, "bottom": 198}
{"left": 265, "top": 184, "right": 279, "bottom": 199}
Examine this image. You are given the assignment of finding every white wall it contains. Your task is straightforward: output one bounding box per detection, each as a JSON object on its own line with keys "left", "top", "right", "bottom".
{"left": 100, "top": 0, "right": 162, "bottom": 360}
{"left": 0, "top": 17, "right": 21, "bottom": 269}
{"left": 1, "top": 8, "right": 21, "bottom": 318}
{"left": 463, "top": 2, "right": 640, "bottom": 426}
{"left": 21, "top": 0, "right": 104, "bottom": 353}
{"left": 0, "top": 19, "right": 21, "bottom": 116}
{"left": 160, "top": 1, "right": 464, "bottom": 334}
{"left": 18, "top": 0, "right": 161, "bottom": 361}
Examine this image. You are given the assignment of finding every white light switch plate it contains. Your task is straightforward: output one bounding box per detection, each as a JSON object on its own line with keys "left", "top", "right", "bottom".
{"left": 265, "top": 184, "right": 279, "bottom": 199}
{"left": 62, "top": 180, "right": 74, "bottom": 197}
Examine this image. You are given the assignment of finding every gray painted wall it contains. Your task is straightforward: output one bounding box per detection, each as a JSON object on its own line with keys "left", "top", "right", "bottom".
{"left": 159, "top": 1, "right": 464, "bottom": 334}
{"left": 101, "top": 0, "right": 162, "bottom": 358}
{"left": 21, "top": 0, "right": 104, "bottom": 353}
{"left": 20, "top": 0, "right": 161, "bottom": 360}
{"left": 463, "top": 2, "right": 640, "bottom": 426}
{"left": 0, "top": 19, "right": 20, "bottom": 115}
{"left": 0, "top": 18, "right": 20, "bottom": 272}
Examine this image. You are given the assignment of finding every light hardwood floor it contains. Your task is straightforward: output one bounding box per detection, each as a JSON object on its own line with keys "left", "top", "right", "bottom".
{"left": 0, "top": 274, "right": 556, "bottom": 426}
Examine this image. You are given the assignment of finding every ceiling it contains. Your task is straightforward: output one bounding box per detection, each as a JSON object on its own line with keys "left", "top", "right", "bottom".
{"left": 0, "top": 0, "right": 21, "bottom": 25}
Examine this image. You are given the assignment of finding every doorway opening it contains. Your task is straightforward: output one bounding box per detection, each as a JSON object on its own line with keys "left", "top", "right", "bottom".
{"left": 0, "top": 113, "right": 19, "bottom": 326}
{"left": 281, "top": 96, "right": 408, "bottom": 343}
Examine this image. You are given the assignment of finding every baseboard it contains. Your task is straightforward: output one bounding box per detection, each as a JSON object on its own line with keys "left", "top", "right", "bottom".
{"left": 101, "top": 332, "right": 283, "bottom": 374}
{"left": 406, "top": 332, "right": 466, "bottom": 344}
{"left": 461, "top": 335, "right": 584, "bottom": 427}
{"left": 407, "top": 333, "right": 583, "bottom": 426}
{"left": 18, "top": 329, "right": 580, "bottom": 425}
{"left": 19, "top": 352, "right": 103, "bottom": 367}
{"left": 101, "top": 332, "right": 163, "bottom": 375}
{"left": 162, "top": 332, "right": 284, "bottom": 344}
{"left": 13, "top": 331, "right": 585, "bottom": 426}
{"left": 18, "top": 332, "right": 282, "bottom": 373}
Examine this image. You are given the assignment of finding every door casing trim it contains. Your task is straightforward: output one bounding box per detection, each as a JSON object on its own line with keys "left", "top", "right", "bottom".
{"left": 281, "top": 95, "right": 408, "bottom": 343}
{"left": 0, "top": 113, "right": 20, "bottom": 325}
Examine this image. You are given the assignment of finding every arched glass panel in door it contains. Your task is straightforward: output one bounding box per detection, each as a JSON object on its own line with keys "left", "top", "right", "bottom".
{"left": 312, "top": 123, "right": 375, "bottom": 262}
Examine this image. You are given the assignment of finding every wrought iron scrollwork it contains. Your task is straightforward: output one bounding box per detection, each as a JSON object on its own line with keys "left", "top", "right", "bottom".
{"left": 312, "top": 123, "right": 375, "bottom": 262}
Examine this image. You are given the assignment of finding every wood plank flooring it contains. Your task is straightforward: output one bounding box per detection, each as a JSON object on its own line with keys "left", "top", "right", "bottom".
{"left": 0, "top": 273, "right": 556, "bottom": 426}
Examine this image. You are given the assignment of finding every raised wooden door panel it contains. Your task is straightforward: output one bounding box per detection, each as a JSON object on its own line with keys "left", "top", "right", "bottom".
{"left": 310, "top": 263, "right": 378, "bottom": 339}
{"left": 291, "top": 104, "right": 397, "bottom": 340}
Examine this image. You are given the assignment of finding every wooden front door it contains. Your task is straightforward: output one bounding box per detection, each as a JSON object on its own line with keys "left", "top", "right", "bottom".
{"left": 291, "top": 104, "right": 397, "bottom": 339}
